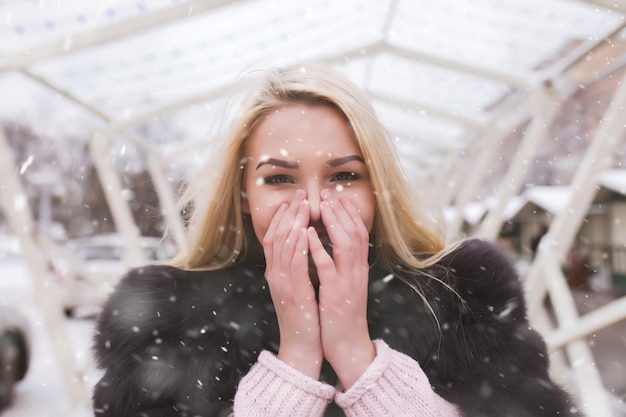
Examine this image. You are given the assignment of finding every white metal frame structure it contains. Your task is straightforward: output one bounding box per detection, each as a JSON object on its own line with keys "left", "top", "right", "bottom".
{"left": 1, "top": 0, "right": 626, "bottom": 414}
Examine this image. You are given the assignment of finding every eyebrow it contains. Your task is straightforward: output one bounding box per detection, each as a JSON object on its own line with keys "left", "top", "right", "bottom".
{"left": 326, "top": 155, "right": 365, "bottom": 167}
{"left": 256, "top": 158, "right": 298, "bottom": 170}
{"left": 255, "top": 154, "right": 365, "bottom": 170}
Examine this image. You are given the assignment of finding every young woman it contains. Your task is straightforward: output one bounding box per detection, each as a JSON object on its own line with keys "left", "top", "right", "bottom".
{"left": 92, "top": 64, "right": 582, "bottom": 417}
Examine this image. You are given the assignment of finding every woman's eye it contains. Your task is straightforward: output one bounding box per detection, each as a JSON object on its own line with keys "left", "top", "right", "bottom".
{"left": 264, "top": 175, "right": 293, "bottom": 185}
{"left": 332, "top": 172, "right": 359, "bottom": 181}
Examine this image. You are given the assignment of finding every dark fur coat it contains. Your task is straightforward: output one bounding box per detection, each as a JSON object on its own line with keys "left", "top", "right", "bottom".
{"left": 92, "top": 239, "right": 581, "bottom": 416}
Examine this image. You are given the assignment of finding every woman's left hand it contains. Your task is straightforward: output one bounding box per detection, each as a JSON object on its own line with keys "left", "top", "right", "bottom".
{"left": 308, "top": 189, "right": 375, "bottom": 389}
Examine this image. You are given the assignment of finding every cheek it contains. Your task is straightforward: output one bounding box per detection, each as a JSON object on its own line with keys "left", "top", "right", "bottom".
{"left": 246, "top": 189, "right": 292, "bottom": 241}
{"left": 248, "top": 199, "right": 277, "bottom": 242}
{"left": 358, "top": 195, "right": 376, "bottom": 232}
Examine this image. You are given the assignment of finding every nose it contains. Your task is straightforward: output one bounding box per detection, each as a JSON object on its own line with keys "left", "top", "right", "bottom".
{"left": 304, "top": 181, "right": 323, "bottom": 223}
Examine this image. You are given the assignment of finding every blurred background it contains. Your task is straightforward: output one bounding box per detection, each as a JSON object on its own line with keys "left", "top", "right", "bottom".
{"left": 1, "top": 0, "right": 625, "bottom": 415}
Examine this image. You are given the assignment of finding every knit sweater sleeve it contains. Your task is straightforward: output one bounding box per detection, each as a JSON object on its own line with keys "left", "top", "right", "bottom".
{"left": 232, "top": 350, "right": 335, "bottom": 417}
{"left": 334, "top": 339, "right": 462, "bottom": 417}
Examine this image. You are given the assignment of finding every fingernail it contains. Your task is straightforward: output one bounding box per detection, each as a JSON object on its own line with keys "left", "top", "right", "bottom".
{"left": 294, "top": 190, "right": 305, "bottom": 201}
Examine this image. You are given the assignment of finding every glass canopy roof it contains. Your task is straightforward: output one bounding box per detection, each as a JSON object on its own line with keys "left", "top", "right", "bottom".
{"left": 3, "top": 5, "right": 626, "bottom": 415}
{"left": 1, "top": 0, "right": 624, "bottom": 181}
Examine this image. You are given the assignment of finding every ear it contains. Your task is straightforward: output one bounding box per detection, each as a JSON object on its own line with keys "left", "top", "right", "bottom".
{"left": 241, "top": 189, "right": 251, "bottom": 214}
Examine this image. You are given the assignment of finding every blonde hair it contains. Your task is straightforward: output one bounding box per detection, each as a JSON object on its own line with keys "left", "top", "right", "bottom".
{"left": 170, "top": 63, "right": 449, "bottom": 273}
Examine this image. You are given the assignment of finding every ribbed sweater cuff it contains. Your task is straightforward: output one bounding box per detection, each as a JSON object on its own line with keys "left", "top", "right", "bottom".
{"left": 334, "top": 339, "right": 461, "bottom": 417}
{"left": 233, "top": 350, "right": 335, "bottom": 417}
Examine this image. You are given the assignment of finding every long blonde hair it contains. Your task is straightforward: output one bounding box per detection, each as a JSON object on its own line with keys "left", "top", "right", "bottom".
{"left": 170, "top": 64, "right": 448, "bottom": 273}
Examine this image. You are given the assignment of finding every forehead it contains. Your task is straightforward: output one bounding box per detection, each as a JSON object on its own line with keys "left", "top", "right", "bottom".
{"left": 245, "top": 103, "right": 360, "bottom": 158}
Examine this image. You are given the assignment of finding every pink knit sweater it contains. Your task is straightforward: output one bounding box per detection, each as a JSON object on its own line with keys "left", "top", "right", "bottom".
{"left": 233, "top": 339, "right": 461, "bottom": 416}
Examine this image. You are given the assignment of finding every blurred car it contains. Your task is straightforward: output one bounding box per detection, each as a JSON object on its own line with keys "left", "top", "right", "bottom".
{"left": 52, "top": 234, "right": 175, "bottom": 317}
{"left": 0, "top": 235, "right": 32, "bottom": 409}
{"left": 0, "top": 305, "right": 30, "bottom": 409}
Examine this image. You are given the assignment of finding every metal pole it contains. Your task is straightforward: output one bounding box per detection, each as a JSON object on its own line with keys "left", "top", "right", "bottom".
{"left": 541, "top": 254, "right": 612, "bottom": 417}
{"left": 476, "top": 85, "right": 561, "bottom": 241}
{"left": 545, "top": 294, "right": 626, "bottom": 350}
{"left": 89, "top": 130, "right": 146, "bottom": 267}
{"left": 0, "top": 128, "right": 88, "bottom": 407}
{"left": 446, "top": 126, "right": 505, "bottom": 241}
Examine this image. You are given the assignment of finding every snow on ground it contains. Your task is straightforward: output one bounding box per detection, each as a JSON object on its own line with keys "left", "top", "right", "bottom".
{"left": 1, "top": 265, "right": 97, "bottom": 416}
{"left": 4, "top": 309, "right": 97, "bottom": 417}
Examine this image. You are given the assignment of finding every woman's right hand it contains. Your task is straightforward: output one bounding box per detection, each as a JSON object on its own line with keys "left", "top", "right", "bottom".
{"left": 262, "top": 190, "right": 323, "bottom": 379}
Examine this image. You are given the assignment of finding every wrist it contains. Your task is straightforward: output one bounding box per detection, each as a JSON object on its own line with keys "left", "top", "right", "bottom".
{"left": 327, "top": 339, "right": 376, "bottom": 389}
{"left": 277, "top": 345, "right": 323, "bottom": 380}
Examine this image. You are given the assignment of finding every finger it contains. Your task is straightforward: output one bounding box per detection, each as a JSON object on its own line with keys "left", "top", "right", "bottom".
{"left": 294, "top": 198, "right": 310, "bottom": 230}
{"left": 275, "top": 191, "right": 306, "bottom": 244}
{"left": 281, "top": 200, "right": 310, "bottom": 271}
{"left": 319, "top": 200, "right": 345, "bottom": 242}
{"left": 320, "top": 198, "right": 356, "bottom": 265}
{"left": 320, "top": 190, "right": 356, "bottom": 240}
{"left": 329, "top": 195, "right": 360, "bottom": 239}
{"left": 340, "top": 197, "right": 370, "bottom": 260}
{"left": 270, "top": 191, "right": 306, "bottom": 269}
{"left": 262, "top": 202, "right": 288, "bottom": 268}
{"left": 307, "top": 226, "right": 335, "bottom": 276}
{"left": 291, "top": 228, "right": 310, "bottom": 277}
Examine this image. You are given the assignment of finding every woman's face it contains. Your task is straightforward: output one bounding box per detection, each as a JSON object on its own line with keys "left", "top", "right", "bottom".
{"left": 243, "top": 103, "right": 375, "bottom": 245}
